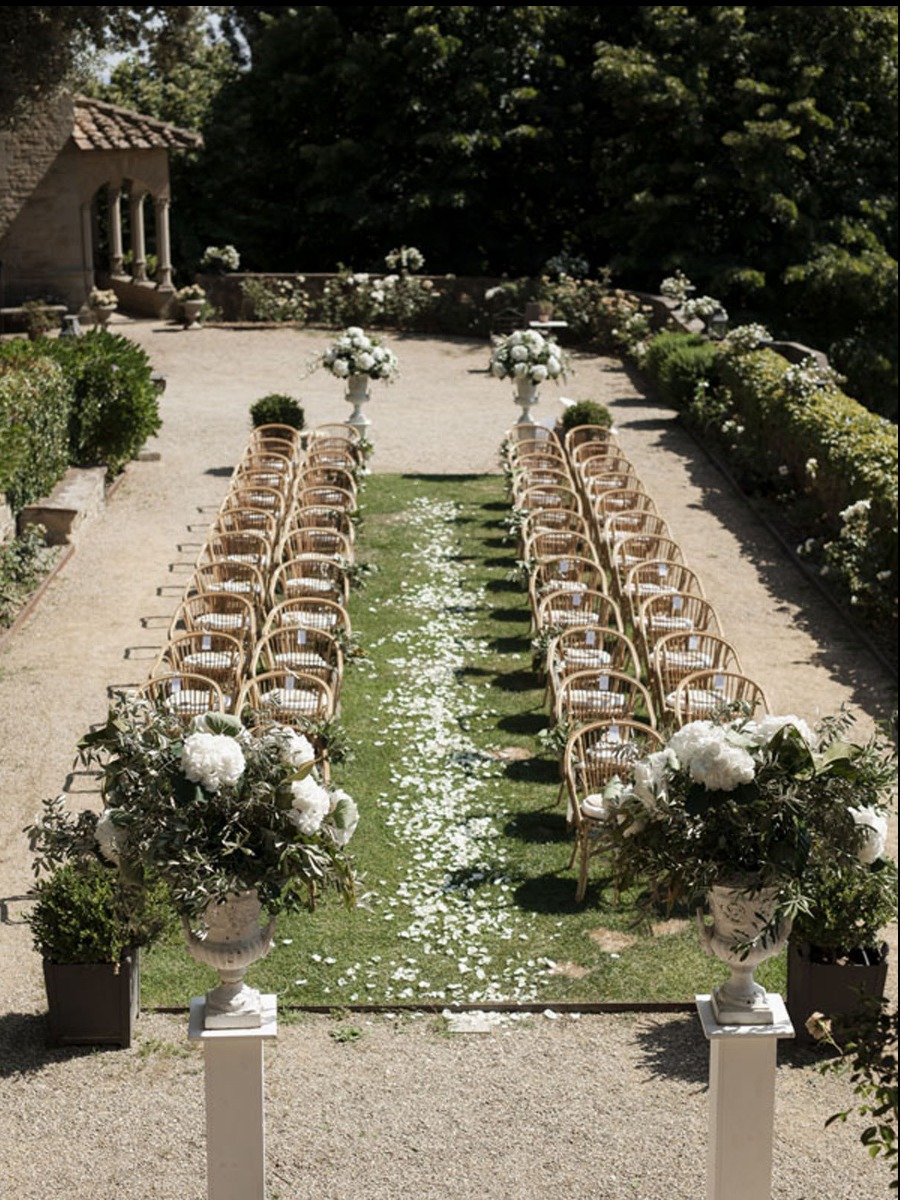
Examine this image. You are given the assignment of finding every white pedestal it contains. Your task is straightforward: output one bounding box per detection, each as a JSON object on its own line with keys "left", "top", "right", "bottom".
{"left": 188, "top": 995, "right": 278, "bottom": 1200}
{"left": 696, "top": 993, "right": 794, "bottom": 1200}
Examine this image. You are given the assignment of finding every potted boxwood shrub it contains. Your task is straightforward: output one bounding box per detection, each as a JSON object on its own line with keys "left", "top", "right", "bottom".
{"left": 249, "top": 393, "right": 305, "bottom": 431}
{"left": 26, "top": 798, "right": 169, "bottom": 1048}
{"left": 787, "top": 854, "right": 897, "bottom": 1045}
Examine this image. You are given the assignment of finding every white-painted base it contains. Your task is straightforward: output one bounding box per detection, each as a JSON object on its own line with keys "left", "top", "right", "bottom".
{"left": 696, "top": 994, "right": 794, "bottom": 1200}
{"left": 188, "top": 995, "right": 278, "bottom": 1200}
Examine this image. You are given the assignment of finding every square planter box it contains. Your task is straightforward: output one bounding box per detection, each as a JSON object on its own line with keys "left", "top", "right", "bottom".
{"left": 43, "top": 950, "right": 140, "bottom": 1049}
{"left": 787, "top": 940, "right": 888, "bottom": 1045}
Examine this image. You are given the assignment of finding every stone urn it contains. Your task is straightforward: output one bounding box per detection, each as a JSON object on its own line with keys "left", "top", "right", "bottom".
{"left": 91, "top": 305, "right": 116, "bottom": 330}
{"left": 183, "top": 890, "right": 276, "bottom": 1028}
{"left": 345, "top": 373, "right": 372, "bottom": 432}
{"left": 514, "top": 375, "right": 539, "bottom": 424}
{"left": 697, "top": 880, "right": 792, "bottom": 1025}
{"left": 182, "top": 298, "right": 204, "bottom": 330}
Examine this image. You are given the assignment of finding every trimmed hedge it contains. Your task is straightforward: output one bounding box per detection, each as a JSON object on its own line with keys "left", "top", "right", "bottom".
{"left": 0, "top": 343, "right": 72, "bottom": 511}
{"left": 46, "top": 331, "right": 161, "bottom": 475}
{"left": 641, "top": 332, "right": 720, "bottom": 409}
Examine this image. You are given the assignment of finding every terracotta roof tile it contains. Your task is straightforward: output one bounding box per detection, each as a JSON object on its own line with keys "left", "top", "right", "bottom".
{"left": 72, "top": 95, "right": 203, "bottom": 152}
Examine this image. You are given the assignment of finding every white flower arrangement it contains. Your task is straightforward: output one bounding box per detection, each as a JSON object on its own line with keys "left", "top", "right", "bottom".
{"left": 681, "top": 294, "right": 726, "bottom": 321}
{"left": 723, "top": 323, "right": 771, "bottom": 353}
{"left": 597, "top": 710, "right": 895, "bottom": 925}
{"left": 384, "top": 246, "right": 425, "bottom": 273}
{"left": 66, "top": 698, "right": 358, "bottom": 918}
{"left": 320, "top": 327, "right": 399, "bottom": 381}
{"left": 176, "top": 283, "right": 206, "bottom": 302}
{"left": 489, "top": 328, "right": 568, "bottom": 385}
{"left": 88, "top": 287, "right": 118, "bottom": 309}
{"left": 201, "top": 244, "right": 240, "bottom": 272}
{"left": 659, "top": 271, "right": 694, "bottom": 303}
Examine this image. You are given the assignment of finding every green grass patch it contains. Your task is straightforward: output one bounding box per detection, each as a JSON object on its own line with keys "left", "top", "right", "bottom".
{"left": 141, "top": 473, "right": 786, "bottom": 1008}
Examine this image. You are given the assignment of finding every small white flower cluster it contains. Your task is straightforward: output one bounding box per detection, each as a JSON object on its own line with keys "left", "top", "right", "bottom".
{"left": 849, "top": 805, "right": 889, "bottom": 864}
{"left": 839, "top": 498, "right": 871, "bottom": 525}
{"left": 724, "top": 323, "right": 771, "bottom": 353}
{"left": 659, "top": 270, "right": 693, "bottom": 303}
{"left": 200, "top": 244, "right": 240, "bottom": 272}
{"left": 490, "top": 329, "right": 566, "bottom": 385}
{"left": 782, "top": 358, "right": 844, "bottom": 399}
{"left": 88, "top": 287, "right": 117, "bottom": 309}
{"left": 322, "top": 327, "right": 399, "bottom": 380}
{"left": 681, "top": 295, "right": 726, "bottom": 322}
{"left": 384, "top": 246, "right": 425, "bottom": 273}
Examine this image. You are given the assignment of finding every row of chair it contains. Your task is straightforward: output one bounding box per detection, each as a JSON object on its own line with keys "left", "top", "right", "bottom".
{"left": 502, "top": 419, "right": 770, "bottom": 900}
{"left": 140, "top": 422, "right": 365, "bottom": 769}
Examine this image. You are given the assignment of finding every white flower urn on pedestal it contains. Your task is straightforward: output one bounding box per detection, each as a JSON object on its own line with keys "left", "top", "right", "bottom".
{"left": 697, "top": 881, "right": 792, "bottom": 1025}
{"left": 182, "top": 298, "right": 204, "bottom": 330}
{"left": 184, "top": 890, "right": 276, "bottom": 1028}
{"left": 345, "top": 373, "right": 372, "bottom": 432}
{"left": 514, "top": 375, "right": 539, "bottom": 424}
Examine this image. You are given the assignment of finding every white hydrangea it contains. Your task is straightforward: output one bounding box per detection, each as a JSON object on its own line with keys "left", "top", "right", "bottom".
{"left": 848, "top": 806, "right": 888, "bottom": 864}
{"left": 742, "top": 715, "right": 818, "bottom": 750}
{"left": 668, "top": 721, "right": 755, "bottom": 792}
{"left": 181, "top": 732, "right": 246, "bottom": 793}
{"left": 95, "top": 808, "right": 127, "bottom": 865}
{"left": 269, "top": 727, "right": 316, "bottom": 769}
{"left": 631, "top": 749, "right": 675, "bottom": 813}
{"left": 289, "top": 775, "right": 331, "bottom": 835}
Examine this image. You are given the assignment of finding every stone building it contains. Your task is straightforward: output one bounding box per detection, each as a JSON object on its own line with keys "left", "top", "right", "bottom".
{"left": 0, "top": 92, "right": 202, "bottom": 319}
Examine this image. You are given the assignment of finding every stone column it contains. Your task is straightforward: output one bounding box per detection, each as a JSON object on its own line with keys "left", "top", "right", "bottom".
{"left": 130, "top": 191, "right": 147, "bottom": 282}
{"left": 108, "top": 186, "right": 124, "bottom": 276}
{"left": 154, "top": 195, "right": 174, "bottom": 290}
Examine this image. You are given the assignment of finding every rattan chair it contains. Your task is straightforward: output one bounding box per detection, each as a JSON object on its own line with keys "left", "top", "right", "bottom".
{"left": 276, "top": 526, "right": 354, "bottom": 566}
{"left": 651, "top": 631, "right": 744, "bottom": 718}
{"left": 138, "top": 672, "right": 226, "bottom": 721}
{"left": 210, "top": 506, "right": 279, "bottom": 544}
{"left": 535, "top": 587, "right": 623, "bottom": 634}
{"left": 269, "top": 555, "right": 350, "bottom": 608}
{"left": 563, "top": 719, "right": 665, "bottom": 901}
{"left": 262, "top": 597, "right": 352, "bottom": 639}
{"left": 563, "top": 425, "right": 620, "bottom": 460}
{"left": 197, "top": 529, "right": 272, "bottom": 573}
{"left": 150, "top": 630, "right": 245, "bottom": 711}
{"left": 186, "top": 559, "right": 267, "bottom": 616}
{"left": 670, "top": 670, "right": 769, "bottom": 726}
{"left": 554, "top": 667, "right": 656, "bottom": 728}
{"left": 287, "top": 504, "right": 357, "bottom": 547}
{"left": 637, "top": 590, "right": 722, "bottom": 666}
{"left": 620, "top": 559, "right": 706, "bottom": 625}
{"left": 546, "top": 626, "right": 643, "bottom": 711}
{"left": 518, "top": 482, "right": 584, "bottom": 518}
{"left": 168, "top": 590, "right": 257, "bottom": 652}
{"left": 238, "top": 669, "right": 335, "bottom": 725}
{"left": 528, "top": 556, "right": 610, "bottom": 627}
{"left": 250, "top": 627, "right": 343, "bottom": 698}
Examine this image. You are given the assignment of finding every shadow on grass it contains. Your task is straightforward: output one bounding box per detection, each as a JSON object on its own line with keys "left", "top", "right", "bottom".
{"left": 513, "top": 871, "right": 611, "bottom": 915}
{"left": 484, "top": 579, "right": 523, "bottom": 596}
{"left": 489, "top": 608, "right": 531, "bottom": 624}
{"left": 493, "top": 668, "right": 540, "bottom": 693}
{"left": 503, "top": 756, "right": 559, "bottom": 785}
{"left": 496, "top": 712, "right": 548, "bottom": 736}
{"left": 488, "top": 635, "right": 532, "bottom": 655}
{"left": 504, "top": 809, "right": 569, "bottom": 844}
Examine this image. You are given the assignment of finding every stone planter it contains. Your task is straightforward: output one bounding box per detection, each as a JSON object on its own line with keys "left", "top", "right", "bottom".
{"left": 43, "top": 951, "right": 140, "bottom": 1048}
{"left": 786, "top": 940, "right": 889, "bottom": 1045}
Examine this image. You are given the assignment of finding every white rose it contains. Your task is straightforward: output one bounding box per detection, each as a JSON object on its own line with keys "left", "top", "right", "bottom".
{"left": 181, "top": 733, "right": 246, "bottom": 793}
{"left": 849, "top": 806, "right": 888, "bottom": 864}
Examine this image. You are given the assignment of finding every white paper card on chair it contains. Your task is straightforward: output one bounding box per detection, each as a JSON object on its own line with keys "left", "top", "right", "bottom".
{"left": 572, "top": 592, "right": 582, "bottom": 607}
{"left": 586, "top": 630, "right": 596, "bottom": 646}
{"left": 296, "top": 629, "right": 307, "bottom": 644}
{"left": 599, "top": 675, "right": 610, "bottom": 691}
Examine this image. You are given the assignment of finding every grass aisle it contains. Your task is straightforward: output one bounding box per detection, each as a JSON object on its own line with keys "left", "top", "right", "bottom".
{"left": 143, "top": 474, "right": 786, "bottom": 1009}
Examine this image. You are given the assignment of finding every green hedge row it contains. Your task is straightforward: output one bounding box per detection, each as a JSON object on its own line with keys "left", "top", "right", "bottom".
{"left": 0, "top": 331, "right": 161, "bottom": 512}
{"left": 640, "top": 332, "right": 897, "bottom": 629}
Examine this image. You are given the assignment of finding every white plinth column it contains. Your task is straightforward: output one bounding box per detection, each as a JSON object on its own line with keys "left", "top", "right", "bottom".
{"left": 697, "top": 994, "right": 794, "bottom": 1200}
{"left": 188, "top": 995, "right": 278, "bottom": 1200}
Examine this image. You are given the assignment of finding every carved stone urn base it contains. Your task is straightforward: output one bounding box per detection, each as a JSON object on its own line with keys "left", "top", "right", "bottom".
{"left": 183, "top": 891, "right": 275, "bottom": 1029}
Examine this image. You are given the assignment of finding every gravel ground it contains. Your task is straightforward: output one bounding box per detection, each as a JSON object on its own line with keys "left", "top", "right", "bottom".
{"left": 0, "top": 318, "right": 895, "bottom": 1199}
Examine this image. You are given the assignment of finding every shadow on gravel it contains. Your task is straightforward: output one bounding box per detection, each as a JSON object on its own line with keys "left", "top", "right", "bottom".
{"left": 0, "top": 1012, "right": 109, "bottom": 1077}
{"left": 633, "top": 1013, "right": 708, "bottom": 1087}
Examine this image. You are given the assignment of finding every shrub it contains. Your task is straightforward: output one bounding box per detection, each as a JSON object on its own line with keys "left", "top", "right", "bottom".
{"left": 642, "top": 332, "right": 720, "bottom": 408}
{"left": 0, "top": 524, "right": 57, "bottom": 627}
{"left": 558, "top": 400, "right": 613, "bottom": 432}
{"left": 0, "top": 344, "right": 72, "bottom": 509}
{"left": 791, "top": 858, "right": 898, "bottom": 959}
{"left": 249, "top": 393, "right": 305, "bottom": 430}
{"left": 46, "top": 330, "right": 161, "bottom": 475}
{"left": 240, "top": 276, "right": 311, "bottom": 324}
{"left": 27, "top": 856, "right": 169, "bottom": 964}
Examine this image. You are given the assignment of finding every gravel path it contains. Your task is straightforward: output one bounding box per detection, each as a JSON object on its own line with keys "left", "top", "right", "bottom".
{"left": 0, "top": 318, "right": 895, "bottom": 1199}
